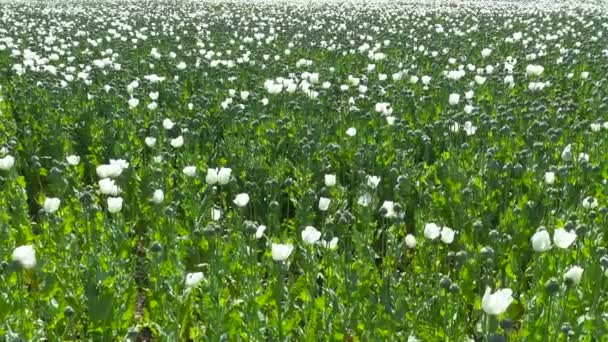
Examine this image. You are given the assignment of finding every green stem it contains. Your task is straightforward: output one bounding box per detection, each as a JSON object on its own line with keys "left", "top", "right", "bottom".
{"left": 485, "top": 313, "right": 491, "bottom": 340}
{"left": 276, "top": 262, "right": 284, "bottom": 341}
{"left": 17, "top": 271, "right": 25, "bottom": 336}
{"left": 444, "top": 290, "right": 449, "bottom": 341}
{"left": 544, "top": 296, "right": 553, "bottom": 342}
{"left": 553, "top": 287, "right": 569, "bottom": 342}
{"left": 590, "top": 271, "right": 604, "bottom": 314}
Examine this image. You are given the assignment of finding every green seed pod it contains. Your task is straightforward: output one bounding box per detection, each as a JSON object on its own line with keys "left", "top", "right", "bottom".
{"left": 151, "top": 242, "right": 162, "bottom": 253}
{"left": 545, "top": 278, "right": 560, "bottom": 296}
{"left": 64, "top": 306, "right": 75, "bottom": 318}
{"left": 439, "top": 276, "right": 451, "bottom": 289}
{"left": 500, "top": 318, "right": 514, "bottom": 331}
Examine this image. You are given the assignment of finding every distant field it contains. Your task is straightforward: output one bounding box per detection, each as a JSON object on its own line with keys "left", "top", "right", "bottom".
{"left": 1, "top": 0, "right": 607, "bottom": 340}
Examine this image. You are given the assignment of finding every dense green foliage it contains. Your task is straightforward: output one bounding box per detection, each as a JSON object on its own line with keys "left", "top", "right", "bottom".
{"left": 1, "top": 0, "right": 607, "bottom": 340}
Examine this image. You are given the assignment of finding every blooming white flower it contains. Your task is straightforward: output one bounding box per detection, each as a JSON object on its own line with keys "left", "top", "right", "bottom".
{"left": 318, "top": 197, "right": 331, "bottom": 211}
{"left": 324, "top": 174, "right": 336, "bottom": 187}
{"left": 205, "top": 168, "right": 219, "bottom": 185}
{"left": 66, "top": 155, "right": 80, "bottom": 165}
{"left": 170, "top": 136, "right": 184, "bottom": 148}
{"left": 441, "top": 226, "right": 455, "bottom": 244}
{"left": 374, "top": 102, "right": 393, "bottom": 116}
{"left": 302, "top": 226, "right": 322, "bottom": 245}
{"left": 43, "top": 197, "right": 61, "bottom": 214}
{"left": 482, "top": 287, "right": 514, "bottom": 315}
{"left": 145, "top": 137, "right": 157, "bottom": 147}
{"left": 234, "top": 193, "right": 250, "bottom": 207}
{"left": 531, "top": 229, "right": 551, "bottom": 252}
{"left": 380, "top": 201, "right": 397, "bottom": 218}
{"left": 405, "top": 234, "right": 417, "bottom": 248}
{"left": 12, "top": 245, "right": 36, "bottom": 270}
{"left": 447, "top": 70, "right": 466, "bottom": 81}
{"left": 128, "top": 97, "right": 139, "bottom": 109}
{"left": 553, "top": 228, "right": 576, "bottom": 249}
{"left": 271, "top": 243, "right": 294, "bottom": 261}
{"left": 464, "top": 105, "right": 474, "bottom": 114}
{"left": 544, "top": 172, "right": 555, "bottom": 185}
{"left": 96, "top": 164, "right": 123, "bottom": 179}
{"left": 357, "top": 193, "right": 372, "bottom": 207}
{"left": 99, "top": 178, "right": 121, "bottom": 196}
{"left": 564, "top": 266, "right": 584, "bottom": 285}
{"left": 185, "top": 272, "right": 204, "bottom": 288}
{"left": 127, "top": 80, "right": 139, "bottom": 94}
{"left": 590, "top": 123, "right": 601, "bottom": 132}
{"left": 525, "top": 64, "right": 544, "bottom": 76}
{"left": 255, "top": 225, "right": 267, "bottom": 239}
{"left": 513, "top": 32, "right": 523, "bottom": 41}
{"left": 163, "top": 118, "right": 175, "bottom": 130}
{"left": 448, "top": 93, "right": 460, "bottom": 106}
{"left": 107, "top": 197, "right": 123, "bottom": 213}
{"left": 320, "top": 237, "right": 339, "bottom": 250}
{"left": 183, "top": 166, "right": 196, "bottom": 177}
{"left": 346, "top": 127, "right": 357, "bottom": 137}
{"left": 474, "top": 75, "right": 487, "bottom": 85}
{"left": 206, "top": 168, "right": 219, "bottom": 185}
{"left": 151, "top": 189, "right": 164, "bottom": 204}
{"left": 424, "top": 223, "right": 441, "bottom": 240}
{"left": 582, "top": 196, "right": 598, "bottom": 209}
{"left": 464, "top": 121, "right": 477, "bottom": 136}
{"left": 0, "top": 155, "right": 15, "bottom": 170}
{"left": 217, "top": 167, "right": 231, "bottom": 185}
{"left": 528, "top": 82, "right": 546, "bottom": 92}
{"left": 366, "top": 175, "right": 381, "bottom": 189}
{"left": 110, "top": 159, "right": 129, "bottom": 170}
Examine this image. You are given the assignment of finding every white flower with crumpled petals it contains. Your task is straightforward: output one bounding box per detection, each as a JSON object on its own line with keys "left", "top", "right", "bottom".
{"left": 271, "top": 243, "right": 293, "bottom": 261}
{"left": 482, "top": 287, "right": 514, "bottom": 315}
{"left": 302, "top": 226, "right": 321, "bottom": 245}
{"left": 531, "top": 229, "right": 551, "bottom": 252}
{"left": 234, "top": 193, "right": 250, "bottom": 207}
{"left": 12, "top": 245, "right": 36, "bottom": 270}
{"left": 554, "top": 228, "right": 576, "bottom": 249}
{"left": 185, "top": 272, "right": 204, "bottom": 288}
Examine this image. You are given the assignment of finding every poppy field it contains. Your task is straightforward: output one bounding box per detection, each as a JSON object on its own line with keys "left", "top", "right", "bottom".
{"left": 1, "top": 0, "right": 608, "bottom": 340}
